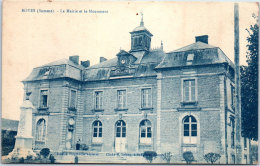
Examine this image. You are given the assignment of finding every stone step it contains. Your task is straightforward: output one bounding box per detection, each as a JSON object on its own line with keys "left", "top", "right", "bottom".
{"left": 55, "top": 154, "right": 127, "bottom": 163}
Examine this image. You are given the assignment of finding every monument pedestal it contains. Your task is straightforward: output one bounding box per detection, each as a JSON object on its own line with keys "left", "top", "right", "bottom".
{"left": 14, "top": 136, "right": 33, "bottom": 150}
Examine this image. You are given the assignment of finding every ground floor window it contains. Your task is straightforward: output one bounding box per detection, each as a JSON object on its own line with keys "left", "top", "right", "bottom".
{"left": 244, "top": 155, "right": 248, "bottom": 164}
{"left": 115, "top": 120, "right": 126, "bottom": 152}
{"left": 116, "top": 120, "right": 126, "bottom": 137}
{"left": 232, "top": 154, "right": 235, "bottom": 164}
{"left": 36, "top": 119, "right": 46, "bottom": 142}
{"left": 92, "top": 120, "right": 102, "bottom": 143}
{"left": 140, "top": 119, "right": 152, "bottom": 144}
{"left": 183, "top": 115, "right": 197, "bottom": 144}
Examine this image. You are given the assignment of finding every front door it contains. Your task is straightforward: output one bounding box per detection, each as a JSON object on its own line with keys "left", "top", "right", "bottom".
{"left": 115, "top": 120, "right": 126, "bottom": 152}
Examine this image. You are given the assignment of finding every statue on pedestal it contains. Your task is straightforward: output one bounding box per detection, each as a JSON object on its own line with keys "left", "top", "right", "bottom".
{"left": 5, "top": 92, "right": 36, "bottom": 159}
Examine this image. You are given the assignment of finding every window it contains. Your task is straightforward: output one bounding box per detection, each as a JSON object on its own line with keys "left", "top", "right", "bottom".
{"left": 40, "top": 90, "right": 48, "bottom": 108}
{"left": 92, "top": 120, "right": 102, "bottom": 143}
{"left": 141, "top": 88, "right": 152, "bottom": 108}
{"left": 116, "top": 120, "right": 126, "bottom": 137}
{"left": 117, "top": 90, "right": 126, "bottom": 109}
{"left": 134, "top": 37, "right": 138, "bottom": 47}
{"left": 232, "top": 155, "right": 235, "bottom": 164}
{"left": 244, "top": 137, "right": 247, "bottom": 149}
{"left": 183, "top": 79, "right": 196, "bottom": 102}
{"left": 231, "top": 85, "right": 235, "bottom": 107}
{"left": 94, "top": 91, "right": 103, "bottom": 110}
{"left": 138, "top": 37, "right": 142, "bottom": 46}
{"left": 70, "top": 90, "right": 77, "bottom": 108}
{"left": 231, "top": 118, "right": 235, "bottom": 148}
{"left": 244, "top": 155, "right": 248, "bottom": 164}
{"left": 140, "top": 120, "right": 152, "bottom": 144}
{"left": 183, "top": 116, "right": 197, "bottom": 144}
{"left": 36, "top": 119, "right": 46, "bottom": 141}
{"left": 186, "top": 54, "right": 194, "bottom": 65}
{"left": 144, "top": 36, "right": 147, "bottom": 47}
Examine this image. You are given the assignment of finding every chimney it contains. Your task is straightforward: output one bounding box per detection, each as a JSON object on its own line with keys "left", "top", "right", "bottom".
{"left": 100, "top": 57, "right": 107, "bottom": 63}
{"left": 195, "top": 35, "right": 208, "bottom": 44}
{"left": 81, "top": 60, "right": 90, "bottom": 68}
{"left": 69, "top": 55, "right": 79, "bottom": 65}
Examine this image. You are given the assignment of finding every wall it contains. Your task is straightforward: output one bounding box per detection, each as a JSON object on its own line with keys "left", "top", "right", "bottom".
{"left": 81, "top": 76, "right": 158, "bottom": 152}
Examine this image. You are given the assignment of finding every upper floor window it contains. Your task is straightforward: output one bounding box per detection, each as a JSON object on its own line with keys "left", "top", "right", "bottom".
{"left": 183, "top": 79, "right": 196, "bottom": 102}
{"left": 94, "top": 91, "right": 103, "bottom": 110}
{"left": 231, "top": 85, "right": 235, "bottom": 107}
{"left": 92, "top": 120, "right": 102, "bottom": 143}
{"left": 183, "top": 116, "right": 197, "bottom": 144}
{"left": 140, "top": 119, "right": 152, "bottom": 144}
{"left": 117, "top": 90, "right": 126, "bottom": 109}
{"left": 40, "top": 90, "right": 48, "bottom": 108}
{"left": 186, "top": 54, "right": 194, "bottom": 65}
{"left": 36, "top": 119, "right": 46, "bottom": 142}
{"left": 244, "top": 137, "right": 247, "bottom": 149}
{"left": 70, "top": 90, "right": 77, "bottom": 108}
{"left": 141, "top": 88, "right": 152, "bottom": 108}
{"left": 231, "top": 118, "right": 235, "bottom": 148}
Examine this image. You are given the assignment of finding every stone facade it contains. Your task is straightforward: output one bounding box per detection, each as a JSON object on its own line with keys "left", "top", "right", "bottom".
{"left": 22, "top": 17, "right": 250, "bottom": 164}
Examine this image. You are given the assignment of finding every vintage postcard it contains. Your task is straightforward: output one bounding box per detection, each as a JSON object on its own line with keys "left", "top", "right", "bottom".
{"left": 1, "top": 0, "right": 259, "bottom": 164}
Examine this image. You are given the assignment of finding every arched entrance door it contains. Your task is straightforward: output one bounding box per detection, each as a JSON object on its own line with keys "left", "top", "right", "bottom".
{"left": 115, "top": 120, "right": 126, "bottom": 152}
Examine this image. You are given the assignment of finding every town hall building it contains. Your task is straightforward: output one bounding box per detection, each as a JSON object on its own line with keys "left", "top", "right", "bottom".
{"left": 22, "top": 16, "right": 250, "bottom": 164}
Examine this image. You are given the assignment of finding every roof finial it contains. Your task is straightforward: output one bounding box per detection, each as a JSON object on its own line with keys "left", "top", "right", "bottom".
{"left": 161, "top": 40, "right": 163, "bottom": 50}
{"left": 140, "top": 11, "right": 144, "bottom": 26}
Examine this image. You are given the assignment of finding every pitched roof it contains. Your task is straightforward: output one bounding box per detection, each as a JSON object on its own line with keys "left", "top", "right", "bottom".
{"left": 169, "top": 41, "right": 217, "bottom": 53}
{"left": 24, "top": 58, "right": 83, "bottom": 81}
{"left": 88, "top": 57, "right": 118, "bottom": 69}
{"left": 24, "top": 41, "right": 234, "bottom": 82}
{"left": 40, "top": 58, "right": 84, "bottom": 70}
{"left": 141, "top": 49, "right": 165, "bottom": 64}
{"left": 157, "top": 42, "right": 234, "bottom": 69}
{"left": 83, "top": 49, "right": 165, "bottom": 81}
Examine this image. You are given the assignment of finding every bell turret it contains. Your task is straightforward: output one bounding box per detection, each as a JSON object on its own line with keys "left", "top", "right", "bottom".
{"left": 130, "top": 12, "right": 153, "bottom": 52}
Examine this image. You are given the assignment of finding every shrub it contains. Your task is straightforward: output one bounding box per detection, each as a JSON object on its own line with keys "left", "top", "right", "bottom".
{"left": 19, "top": 157, "right": 24, "bottom": 163}
{"left": 143, "top": 151, "right": 157, "bottom": 163}
{"left": 11, "top": 152, "right": 19, "bottom": 161}
{"left": 162, "top": 152, "right": 173, "bottom": 163}
{"left": 26, "top": 154, "right": 33, "bottom": 160}
{"left": 35, "top": 153, "right": 41, "bottom": 160}
{"left": 183, "top": 151, "right": 194, "bottom": 164}
{"left": 40, "top": 148, "right": 50, "bottom": 158}
{"left": 204, "top": 152, "right": 221, "bottom": 164}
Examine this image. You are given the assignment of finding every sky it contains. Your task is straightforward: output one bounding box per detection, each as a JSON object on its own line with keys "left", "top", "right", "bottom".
{"left": 2, "top": 1, "right": 259, "bottom": 120}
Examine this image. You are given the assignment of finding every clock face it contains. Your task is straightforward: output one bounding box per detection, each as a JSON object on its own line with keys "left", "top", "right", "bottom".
{"left": 68, "top": 118, "right": 75, "bottom": 125}
{"left": 120, "top": 57, "right": 128, "bottom": 65}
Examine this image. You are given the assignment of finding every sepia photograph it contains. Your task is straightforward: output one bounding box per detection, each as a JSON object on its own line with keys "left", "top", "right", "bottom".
{"left": 1, "top": 1, "right": 259, "bottom": 164}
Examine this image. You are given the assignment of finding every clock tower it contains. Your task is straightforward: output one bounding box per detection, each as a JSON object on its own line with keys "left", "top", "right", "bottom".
{"left": 130, "top": 13, "right": 153, "bottom": 52}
